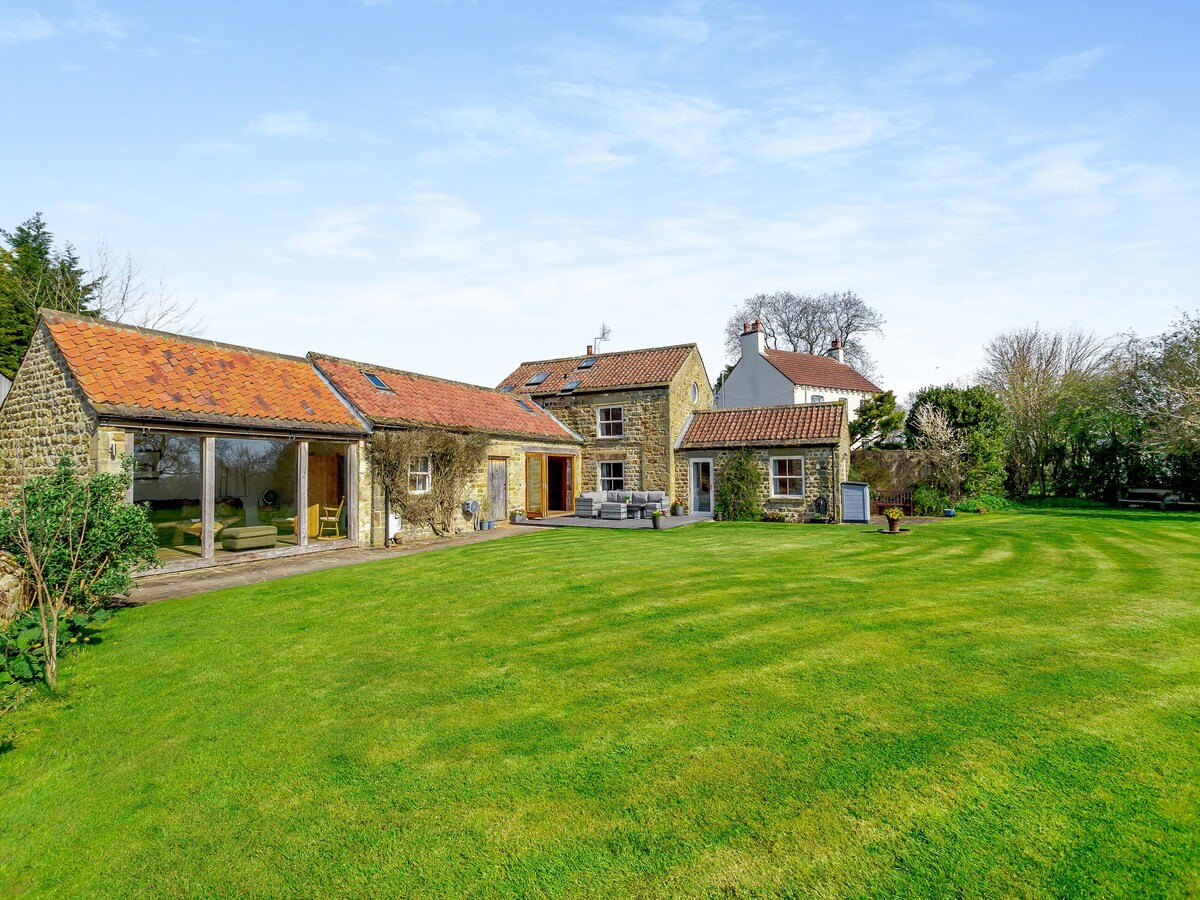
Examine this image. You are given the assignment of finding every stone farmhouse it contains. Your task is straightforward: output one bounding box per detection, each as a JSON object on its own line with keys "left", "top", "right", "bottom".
{"left": 717, "top": 320, "right": 881, "bottom": 415}
{"left": 497, "top": 344, "right": 713, "bottom": 514}
{"left": 0, "top": 309, "right": 853, "bottom": 574}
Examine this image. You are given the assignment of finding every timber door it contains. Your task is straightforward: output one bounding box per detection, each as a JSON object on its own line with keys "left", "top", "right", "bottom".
{"left": 487, "top": 458, "right": 508, "bottom": 521}
{"left": 526, "top": 454, "right": 544, "bottom": 518}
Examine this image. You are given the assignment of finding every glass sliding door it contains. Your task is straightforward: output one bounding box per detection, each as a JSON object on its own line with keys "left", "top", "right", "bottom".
{"left": 213, "top": 437, "right": 297, "bottom": 555}
{"left": 133, "top": 433, "right": 204, "bottom": 562}
{"left": 309, "top": 442, "right": 348, "bottom": 540}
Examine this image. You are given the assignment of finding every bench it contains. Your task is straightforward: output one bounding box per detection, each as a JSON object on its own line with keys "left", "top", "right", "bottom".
{"left": 872, "top": 489, "right": 914, "bottom": 517}
{"left": 1118, "top": 488, "right": 1172, "bottom": 510}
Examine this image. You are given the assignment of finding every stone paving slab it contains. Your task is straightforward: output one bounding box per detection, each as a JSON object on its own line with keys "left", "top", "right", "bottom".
{"left": 127, "top": 525, "right": 542, "bottom": 606}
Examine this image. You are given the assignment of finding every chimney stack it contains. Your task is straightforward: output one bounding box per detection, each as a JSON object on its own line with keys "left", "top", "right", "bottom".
{"left": 587, "top": 345, "right": 594, "bottom": 355}
{"left": 739, "top": 318, "right": 766, "bottom": 360}
{"left": 828, "top": 338, "right": 844, "bottom": 364}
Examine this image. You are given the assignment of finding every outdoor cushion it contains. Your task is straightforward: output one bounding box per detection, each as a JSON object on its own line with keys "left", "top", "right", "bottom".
{"left": 648, "top": 491, "right": 666, "bottom": 502}
{"left": 632, "top": 491, "right": 649, "bottom": 503}
{"left": 221, "top": 525, "right": 279, "bottom": 551}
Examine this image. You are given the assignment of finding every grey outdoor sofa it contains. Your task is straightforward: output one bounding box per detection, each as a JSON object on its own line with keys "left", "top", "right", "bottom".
{"left": 576, "top": 490, "right": 670, "bottom": 517}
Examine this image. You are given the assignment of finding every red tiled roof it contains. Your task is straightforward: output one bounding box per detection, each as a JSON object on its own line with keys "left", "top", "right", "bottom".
{"left": 311, "top": 354, "right": 579, "bottom": 442}
{"left": 762, "top": 349, "right": 880, "bottom": 393}
{"left": 498, "top": 344, "right": 696, "bottom": 395}
{"left": 42, "top": 311, "right": 365, "bottom": 433}
{"left": 678, "top": 403, "right": 845, "bottom": 449}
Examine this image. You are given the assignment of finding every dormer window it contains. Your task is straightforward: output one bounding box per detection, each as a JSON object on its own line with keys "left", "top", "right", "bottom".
{"left": 362, "top": 371, "right": 391, "bottom": 391}
{"left": 525, "top": 372, "right": 549, "bottom": 386}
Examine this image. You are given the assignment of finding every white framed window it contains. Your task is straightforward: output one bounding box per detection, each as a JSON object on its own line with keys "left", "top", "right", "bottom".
{"left": 599, "top": 461, "right": 625, "bottom": 492}
{"left": 409, "top": 455, "right": 432, "bottom": 494}
{"left": 770, "top": 457, "right": 805, "bottom": 498}
{"left": 810, "top": 395, "right": 824, "bottom": 403}
{"left": 598, "top": 406, "right": 624, "bottom": 438}
{"left": 691, "top": 381, "right": 700, "bottom": 403}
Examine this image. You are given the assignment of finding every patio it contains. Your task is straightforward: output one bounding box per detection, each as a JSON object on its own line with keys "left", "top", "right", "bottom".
{"left": 525, "top": 513, "right": 712, "bottom": 530}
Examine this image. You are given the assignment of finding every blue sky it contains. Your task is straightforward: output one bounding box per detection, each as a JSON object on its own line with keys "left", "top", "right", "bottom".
{"left": 4, "top": 1, "right": 1198, "bottom": 397}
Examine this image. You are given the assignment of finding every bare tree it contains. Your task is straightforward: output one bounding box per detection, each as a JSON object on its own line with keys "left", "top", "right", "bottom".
{"left": 1116, "top": 313, "right": 1200, "bottom": 454}
{"left": 912, "top": 404, "right": 965, "bottom": 502}
{"left": 723, "top": 290, "right": 883, "bottom": 376}
{"left": 90, "top": 242, "right": 205, "bottom": 334}
{"left": 979, "top": 327, "right": 1108, "bottom": 496}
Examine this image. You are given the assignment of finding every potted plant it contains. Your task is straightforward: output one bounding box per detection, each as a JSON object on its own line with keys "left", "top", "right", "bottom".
{"left": 883, "top": 506, "right": 904, "bottom": 533}
{"left": 509, "top": 507, "right": 527, "bottom": 524}
{"left": 651, "top": 509, "right": 667, "bottom": 529}
{"left": 671, "top": 498, "right": 686, "bottom": 516}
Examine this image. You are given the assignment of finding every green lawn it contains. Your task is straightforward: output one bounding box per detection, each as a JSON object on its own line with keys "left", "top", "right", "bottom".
{"left": 2, "top": 510, "right": 1198, "bottom": 898}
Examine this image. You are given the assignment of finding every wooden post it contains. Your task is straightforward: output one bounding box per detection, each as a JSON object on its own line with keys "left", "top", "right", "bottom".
{"left": 346, "top": 441, "right": 360, "bottom": 542}
{"left": 200, "top": 436, "right": 215, "bottom": 558}
{"left": 296, "top": 440, "right": 309, "bottom": 546}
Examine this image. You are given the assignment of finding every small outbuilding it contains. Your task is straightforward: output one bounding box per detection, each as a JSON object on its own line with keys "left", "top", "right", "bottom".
{"left": 675, "top": 402, "right": 850, "bottom": 521}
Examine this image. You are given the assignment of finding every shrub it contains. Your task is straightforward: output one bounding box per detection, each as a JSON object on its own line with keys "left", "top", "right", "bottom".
{"left": 0, "top": 456, "right": 157, "bottom": 689}
{"left": 1, "top": 606, "right": 109, "bottom": 686}
{"left": 912, "top": 484, "right": 950, "bottom": 516}
{"left": 714, "top": 450, "right": 763, "bottom": 521}
{"left": 761, "top": 510, "right": 786, "bottom": 523}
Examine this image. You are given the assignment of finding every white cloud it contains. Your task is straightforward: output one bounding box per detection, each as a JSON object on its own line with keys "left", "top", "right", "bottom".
{"left": 618, "top": 13, "right": 710, "bottom": 44}
{"left": 1015, "top": 46, "right": 1108, "bottom": 88}
{"left": 250, "top": 111, "right": 317, "bottom": 137}
{"left": 0, "top": 10, "right": 56, "bottom": 45}
{"left": 69, "top": 5, "right": 126, "bottom": 41}
{"left": 865, "top": 45, "right": 994, "bottom": 88}
{"left": 289, "top": 208, "right": 377, "bottom": 258}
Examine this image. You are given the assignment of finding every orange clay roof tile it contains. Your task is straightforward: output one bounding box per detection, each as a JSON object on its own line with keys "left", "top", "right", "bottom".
{"left": 311, "top": 354, "right": 579, "bottom": 442}
{"left": 678, "top": 403, "right": 845, "bottom": 448}
{"left": 41, "top": 311, "right": 364, "bottom": 433}
{"left": 498, "top": 344, "right": 696, "bottom": 395}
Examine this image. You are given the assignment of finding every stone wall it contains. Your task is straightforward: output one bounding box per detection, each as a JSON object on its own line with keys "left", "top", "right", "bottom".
{"left": 682, "top": 445, "right": 843, "bottom": 522}
{"left": 540, "top": 388, "right": 672, "bottom": 493}
{"left": 367, "top": 431, "right": 579, "bottom": 545}
{"left": 0, "top": 325, "right": 97, "bottom": 501}
{"left": 667, "top": 348, "right": 715, "bottom": 500}
{"left": 0, "top": 551, "right": 25, "bottom": 625}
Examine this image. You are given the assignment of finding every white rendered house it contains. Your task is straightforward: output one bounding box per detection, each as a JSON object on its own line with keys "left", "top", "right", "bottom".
{"left": 716, "top": 320, "right": 881, "bottom": 416}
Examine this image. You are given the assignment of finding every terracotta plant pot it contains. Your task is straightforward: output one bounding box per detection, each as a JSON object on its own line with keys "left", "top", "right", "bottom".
{"left": 888, "top": 518, "right": 901, "bottom": 533}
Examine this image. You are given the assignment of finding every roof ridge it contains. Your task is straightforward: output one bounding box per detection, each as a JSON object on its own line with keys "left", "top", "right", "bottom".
{"left": 40, "top": 308, "right": 312, "bottom": 366}
{"left": 699, "top": 401, "right": 847, "bottom": 413}
{"left": 309, "top": 352, "right": 511, "bottom": 396}
{"left": 513, "top": 342, "right": 697, "bottom": 367}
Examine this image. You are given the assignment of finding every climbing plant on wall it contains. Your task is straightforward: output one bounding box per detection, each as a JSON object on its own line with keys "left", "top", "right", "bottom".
{"left": 368, "top": 430, "right": 489, "bottom": 537}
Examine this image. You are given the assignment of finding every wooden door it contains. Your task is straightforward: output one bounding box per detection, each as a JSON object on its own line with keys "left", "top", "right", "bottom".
{"left": 526, "top": 454, "right": 544, "bottom": 518}
{"left": 487, "top": 458, "right": 508, "bottom": 520}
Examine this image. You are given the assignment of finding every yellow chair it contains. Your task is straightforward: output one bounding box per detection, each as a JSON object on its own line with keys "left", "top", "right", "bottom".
{"left": 319, "top": 498, "right": 345, "bottom": 539}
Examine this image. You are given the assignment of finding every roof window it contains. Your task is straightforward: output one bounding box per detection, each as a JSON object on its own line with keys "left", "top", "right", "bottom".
{"left": 561, "top": 380, "right": 582, "bottom": 393}
{"left": 577, "top": 357, "right": 597, "bottom": 369}
{"left": 525, "top": 372, "right": 549, "bottom": 386}
{"left": 516, "top": 399, "right": 537, "bottom": 413}
{"left": 362, "top": 371, "right": 391, "bottom": 391}
{"left": 499, "top": 385, "right": 513, "bottom": 393}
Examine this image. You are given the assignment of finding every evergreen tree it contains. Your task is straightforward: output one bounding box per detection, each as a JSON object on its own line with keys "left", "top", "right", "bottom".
{"left": 850, "top": 390, "right": 906, "bottom": 448}
{"left": 0, "top": 214, "right": 100, "bottom": 378}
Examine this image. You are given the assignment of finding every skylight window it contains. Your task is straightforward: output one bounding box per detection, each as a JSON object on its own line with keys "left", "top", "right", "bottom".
{"left": 499, "top": 385, "right": 513, "bottom": 393}
{"left": 525, "top": 372, "right": 549, "bottom": 386}
{"left": 577, "top": 357, "right": 597, "bottom": 369}
{"left": 362, "top": 371, "right": 391, "bottom": 391}
{"left": 561, "top": 380, "right": 582, "bottom": 393}
{"left": 516, "top": 399, "right": 536, "bottom": 413}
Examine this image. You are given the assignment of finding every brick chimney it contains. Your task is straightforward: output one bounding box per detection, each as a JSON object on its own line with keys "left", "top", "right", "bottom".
{"left": 740, "top": 319, "right": 766, "bottom": 360}
{"left": 828, "top": 337, "right": 844, "bottom": 364}
{"left": 587, "top": 345, "right": 594, "bottom": 355}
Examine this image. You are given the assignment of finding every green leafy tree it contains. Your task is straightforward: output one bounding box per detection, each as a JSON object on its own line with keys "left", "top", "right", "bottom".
{"left": 906, "top": 385, "right": 1010, "bottom": 497}
{"left": 714, "top": 450, "right": 764, "bottom": 521}
{"left": 0, "top": 457, "right": 158, "bottom": 689}
{"left": 0, "top": 214, "right": 100, "bottom": 378}
{"left": 850, "top": 390, "right": 905, "bottom": 448}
